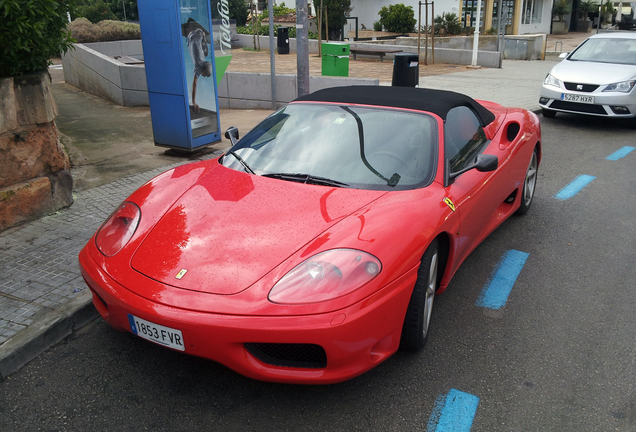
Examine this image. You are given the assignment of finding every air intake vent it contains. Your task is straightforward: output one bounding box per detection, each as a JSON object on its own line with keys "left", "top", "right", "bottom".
{"left": 245, "top": 343, "right": 327, "bottom": 369}
{"left": 549, "top": 101, "right": 607, "bottom": 115}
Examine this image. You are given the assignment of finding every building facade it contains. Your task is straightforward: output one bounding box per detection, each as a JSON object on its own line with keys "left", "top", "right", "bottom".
{"left": 347, "top": 0, "right": 553, "bottom": 35}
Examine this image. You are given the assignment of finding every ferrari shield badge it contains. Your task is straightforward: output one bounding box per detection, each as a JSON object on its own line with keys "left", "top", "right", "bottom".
{"left": 175, "top": 269, "right": 188, "bottom": 280}
{"left": 443, "top": 197, "right": 456, "bottom": 212}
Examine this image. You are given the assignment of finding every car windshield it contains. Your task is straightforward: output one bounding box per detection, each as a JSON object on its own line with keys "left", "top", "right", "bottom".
{"left": 569, "top": 38, "right": 636, "bottom": 65}
{"left": 222, "top": 103, "right": 438, "bottom": 191}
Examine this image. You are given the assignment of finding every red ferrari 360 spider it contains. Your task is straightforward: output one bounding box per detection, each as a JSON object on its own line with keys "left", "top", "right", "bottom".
{"left": 79, "top": 86, "right": 541, "bottom": 384}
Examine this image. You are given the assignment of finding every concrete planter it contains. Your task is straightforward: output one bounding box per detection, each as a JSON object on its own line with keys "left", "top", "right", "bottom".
{"left": 552, "top": 21, "right": 569, "bottom": 35}
{"left": 0, "top": 70, "right": 73, "bottom": 231}
{"left": 576, "top": 20, "right": 593, "bottom": 32}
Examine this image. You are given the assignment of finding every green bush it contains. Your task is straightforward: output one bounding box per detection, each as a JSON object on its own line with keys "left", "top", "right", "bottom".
{"left": 551, "top": 0, "right": 571, "bottom": 21}
{"left": 212, "top": 0, "right": 249, "bottom": 27}
{"left": 378, "top": 4, "right": 416, "bottom": 34}
{"left": 433, "top": 13, "right": 461, "bottom": 36}
{"left": 237, "top": 25, "right": 318, "bottom": 40}
{"left": 77, "top": 0, "right": 116, "bottom": 23}
{"left": 106, "top": 0, "right": 138, "bottom": 21}
{"left": 373, "top": 20, "right": 383, "bottom": 31}
{"left": 260, "top": 1, "right": 295, "bottom": 18}
{"left": 0, "top": 0, "right": 78, "bottom": 78}
{"left": 320, "top": 0, "right": 352, "bottom": 41}
{"left": 69, "top": 18, "right": 141, "bottom": 43}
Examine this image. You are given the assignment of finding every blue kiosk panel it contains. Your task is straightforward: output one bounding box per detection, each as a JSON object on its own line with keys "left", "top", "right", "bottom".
{"left": 138, "top": 0, "right": 222, "bottom": 151}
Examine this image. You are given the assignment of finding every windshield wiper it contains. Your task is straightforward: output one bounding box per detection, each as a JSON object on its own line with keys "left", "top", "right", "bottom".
{"left": 262, "top": 173, "right": 349, "bottom": 188}
{"left": 340, "top": 106, "right": 401, "bottom": 187}
{"left": 225, "top": 150, "right": 255, "bottom": 174}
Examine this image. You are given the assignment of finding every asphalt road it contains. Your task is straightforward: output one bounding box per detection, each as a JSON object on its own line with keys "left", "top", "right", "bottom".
{"left": 1, "top": 114, "right": 635, "bottom": 432}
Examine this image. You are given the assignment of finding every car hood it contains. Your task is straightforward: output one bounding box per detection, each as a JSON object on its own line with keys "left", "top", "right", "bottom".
{"left": 551, "top": 60, "right": 636, "bottom": 85}
{"left": 131, "top": 164, "right": 385, "bottom": 295}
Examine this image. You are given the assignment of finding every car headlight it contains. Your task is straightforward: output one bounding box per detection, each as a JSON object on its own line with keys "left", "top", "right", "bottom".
{"left": 603, "top": 80, "right": 636, "bottom": 93}
{"left": 544, "top": 74, "right": 562, "bottom": 88}
{"left": 95, "top": 202, "right": 141, "bottom": 257}
{"left": 268, "top": 249, "right": 382, "bottom": 304}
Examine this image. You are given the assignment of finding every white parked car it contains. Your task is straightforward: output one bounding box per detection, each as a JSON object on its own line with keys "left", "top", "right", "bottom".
{"left": 539, "top": 32, "right": 636, "bottom": 121}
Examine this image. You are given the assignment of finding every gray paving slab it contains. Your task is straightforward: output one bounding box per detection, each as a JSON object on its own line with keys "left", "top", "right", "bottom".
{"left": 0, "top": 151, "right": 224, "bottom": 379}
{"left": 419, "top": 59, "right": 560, "bottom": 112}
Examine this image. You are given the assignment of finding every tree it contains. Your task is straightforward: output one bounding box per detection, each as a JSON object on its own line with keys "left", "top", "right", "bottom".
{"left": 434, "top": 13, "right": 461, "bottom": 36}
{"left": 211, "top": 0, "right": 250, "bottom": 27}
{"left": 0, "top": 0, "right": 78, "bottom": 77}
{"left": 107, "top": 0, "right": 139, "bottom": 21}
{"left": 378, "top": 3, "right": 416, "bottom": 33}
{"left": 77, "top": 0, "right": 116, "bottom": 23}
{"left": 551, "top": 0, "right": 571, "bottom": 22}
{"left": 319, "top": 0, "right": 352, "bottom": 40}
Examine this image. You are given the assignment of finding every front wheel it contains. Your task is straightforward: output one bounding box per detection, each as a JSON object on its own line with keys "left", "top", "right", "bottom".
{"left": 400, "top": 239, "right": 439, "bottom": 352}
{"left": 516, "top": 147, "right": 538, "bottom": 215}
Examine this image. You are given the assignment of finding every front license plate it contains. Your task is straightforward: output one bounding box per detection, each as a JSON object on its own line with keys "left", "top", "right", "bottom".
{"left": 128, "top": 314, "right": 185, "bottom": 351}
{"left": 561, "top": 93, "right": 594, "bottom": 104}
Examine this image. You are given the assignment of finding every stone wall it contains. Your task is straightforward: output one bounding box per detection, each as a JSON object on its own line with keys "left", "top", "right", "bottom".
{"left": 0, "top": 71, "right": 73, "bottom": 231}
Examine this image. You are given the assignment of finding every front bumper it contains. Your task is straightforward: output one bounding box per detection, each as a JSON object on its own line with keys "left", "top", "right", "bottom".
{"left": 79, "top": 248, "right": 418, "bottom": 384}
{"left": 539, "top": 84, "right": 636, "bottom": 118}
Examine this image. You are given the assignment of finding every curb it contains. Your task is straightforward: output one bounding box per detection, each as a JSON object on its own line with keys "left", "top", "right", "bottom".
{"left": 0, "top": 291, "right": 97, "bottom": 380}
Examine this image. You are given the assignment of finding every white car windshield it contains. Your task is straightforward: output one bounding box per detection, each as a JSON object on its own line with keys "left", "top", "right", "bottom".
{"left": 569, "top": 38, "right": 636, "bottom": 65}
{"left": 222, "top": 103, "right": 438, "bottom": 191}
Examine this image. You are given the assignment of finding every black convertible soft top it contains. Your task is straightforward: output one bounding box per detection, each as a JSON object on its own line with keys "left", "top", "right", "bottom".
{"left": 293, "top": 86, "right": 496, "bottom": 126}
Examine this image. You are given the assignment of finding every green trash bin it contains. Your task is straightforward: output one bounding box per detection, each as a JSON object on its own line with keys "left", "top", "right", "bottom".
{"left": 322, "top": 42, "right": 350, "bottom": 77}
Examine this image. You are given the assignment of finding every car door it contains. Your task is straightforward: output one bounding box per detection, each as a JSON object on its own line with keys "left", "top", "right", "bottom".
{"left": 443, "top": 105, "right": 508, "bottom": 270}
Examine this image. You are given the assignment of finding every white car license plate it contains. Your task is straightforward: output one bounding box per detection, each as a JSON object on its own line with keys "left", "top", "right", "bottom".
{"left": 128, "top": 314, "right": 185, "bottom": 351}
{"left": 561, "top": 93, "right": 594, "bottom": 104}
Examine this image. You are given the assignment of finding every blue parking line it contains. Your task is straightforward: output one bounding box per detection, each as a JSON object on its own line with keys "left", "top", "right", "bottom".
{"left": 606, "top": 146, "right": 635, "bottom": 161}
{"left": 476, "top": 250, "right": 529, "bottom": 310}
{"left": 554, "top": 175, "right": 596, "bottom": 200}
{"left": 427, "top": 389, "right": 480, "bottom": 432}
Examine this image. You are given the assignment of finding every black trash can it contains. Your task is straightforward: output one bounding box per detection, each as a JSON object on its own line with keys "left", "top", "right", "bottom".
{"left": 277, "top": 27, "right": 290, "bottom": 54}
{"left": 392, "top": 52, "right": 419, "bottom": 87}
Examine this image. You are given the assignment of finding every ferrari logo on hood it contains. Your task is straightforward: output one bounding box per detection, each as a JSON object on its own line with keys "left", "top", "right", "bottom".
{"left": 443, "top": 197, "right": 456, "bottom": 212}
{"left": 175, "top": 269, "right": 188, "bottom": 280}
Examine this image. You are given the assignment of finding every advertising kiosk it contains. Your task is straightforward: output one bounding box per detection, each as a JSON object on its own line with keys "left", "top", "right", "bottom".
{"left": 138, "top": 0, "right": 226, "bottom": 151}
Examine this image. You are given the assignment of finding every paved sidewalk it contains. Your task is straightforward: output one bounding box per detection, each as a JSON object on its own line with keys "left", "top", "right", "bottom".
{"left": 0, "top": 46, "right": 567, "bottom": 379}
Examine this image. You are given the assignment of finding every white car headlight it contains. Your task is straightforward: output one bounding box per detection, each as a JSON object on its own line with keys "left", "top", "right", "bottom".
{"left": 603, "top": 80, "right": 636, "bottom": 93}
{"left": 544, "top": 74, "right": 562, "bottom": 88}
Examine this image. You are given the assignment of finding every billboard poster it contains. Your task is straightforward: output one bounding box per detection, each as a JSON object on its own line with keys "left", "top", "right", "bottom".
{"left": 180, "top": 0, "right": 218, "bottom": 139}
{"left": 211, "top": 0, "right": 233, "bottom": 88}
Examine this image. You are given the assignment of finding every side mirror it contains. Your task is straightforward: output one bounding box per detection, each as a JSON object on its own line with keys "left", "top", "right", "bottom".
{"left": 225, "top": 127, "right": 239, "bottom": 146}
{"left": 474, "top": 154, "right": 498, "bottom": 172}
{"left": 446, "top": 154, "right": 499, "bottom": 186}
{"left": 559, "top": 52, "right": 569, "bottom": 59}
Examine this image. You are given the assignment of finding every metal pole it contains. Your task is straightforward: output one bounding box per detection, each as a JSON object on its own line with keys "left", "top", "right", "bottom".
{"left": 269, "top": 0, "right": 276, "bottom": 108}
{"left": 252, "top": 1, "right": 257, "bottom": 50}
{"left": 471, "top": 0, "right": 482, "bottom": 66}
{"left": 424, "top": 1, "right": 429, "bottom": 65}
{"left": 325, "top": 7, "right": 329, "bottom": 43}
{"left": 418, "top": 2, "right": 422, "bottom": 64}
{"left": 431, "top": 1, "right": 435, "bottom": 64}
{"left": 296, "top": 1, "right": 310, "bottom": 97}
{"left": 318, "top": 0, "right": 323, "bottom": 57}
{"left": 497, "top": 2, "right": 504, "bottom": 68}
{"left": 122, "top": 0, "right": 126, "bottom": 21}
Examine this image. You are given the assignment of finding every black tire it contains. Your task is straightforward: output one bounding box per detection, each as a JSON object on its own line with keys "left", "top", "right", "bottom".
{"left": 542, "top": 108, "right": 556, "bottom": 118}
{"left": 516, "top": 147, "right": 539, "bottom": 215}
{"left": 400, "top": 238, "right": 439, "bottom": 352}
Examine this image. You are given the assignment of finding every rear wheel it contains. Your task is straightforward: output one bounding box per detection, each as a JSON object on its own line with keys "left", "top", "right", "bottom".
{"left": 400, "top": 239, "right": 439, "bottom": 352}
{"left": 542, "top": 108, "right": 556, "bottom": 118}
{"left": 516, "top": 147, "right": 538, "bottom": 215}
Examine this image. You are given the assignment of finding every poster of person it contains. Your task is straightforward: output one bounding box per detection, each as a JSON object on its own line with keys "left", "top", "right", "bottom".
{"left": 180, "top": 0, "right": 218, "bottom": 139}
